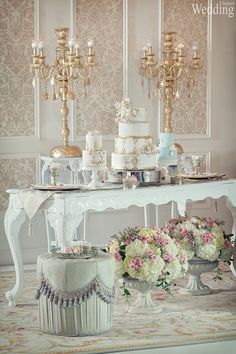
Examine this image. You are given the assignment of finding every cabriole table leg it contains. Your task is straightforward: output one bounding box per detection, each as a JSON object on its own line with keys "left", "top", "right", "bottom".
{"left": 4, "top": 206, "right": 26, "bottom": 306}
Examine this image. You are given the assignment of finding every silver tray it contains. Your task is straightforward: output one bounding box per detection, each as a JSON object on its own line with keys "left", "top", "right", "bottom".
{"left": 108, "top": 169, "right": 162, "bottom": 186}
{"left": 53, "top": 247, "right": 99, "bottom": 259}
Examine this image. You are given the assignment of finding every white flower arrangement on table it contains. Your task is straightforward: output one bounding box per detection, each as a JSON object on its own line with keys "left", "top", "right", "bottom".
{"left": 49, "top": 163, "right": 63, "bottom": 185}
{"left": 49, "top": 163, "right": 63, "bottom": 177}
{"left": 105, "top": 227, "right": 188, "bottom": 296}
{"left": 165, "top": 216, "right": 233, "bottom": 264}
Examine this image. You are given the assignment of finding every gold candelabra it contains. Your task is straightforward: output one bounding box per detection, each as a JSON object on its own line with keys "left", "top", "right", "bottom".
{"left": 30, "top": 27, "right": 95, "bottom": 157}
{"left": 139, "top": 32, "right": 202, "bottom": 133}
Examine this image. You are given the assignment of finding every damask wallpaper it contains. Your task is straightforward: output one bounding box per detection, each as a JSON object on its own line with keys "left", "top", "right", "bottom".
{"left": 75, "top": 0, "right": 123, "bottom": 136}
{"left": 0, "top": 158, "right": 36, "bottom": 210}
{"left": 164, "top": 0, "right": 208, "bottom": 135}
{"left": 0, "top": 0, "right": 34, "bottom": 137}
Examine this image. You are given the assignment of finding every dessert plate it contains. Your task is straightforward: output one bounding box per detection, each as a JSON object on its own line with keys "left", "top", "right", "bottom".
{"left": 31, "top": 184, "right": 81, "bottom": 191}
{"left": 179, "top": 173, "right": 219, "bottom": 180}
{"left": 31, "top": 183, "right": 123, "bottom": 191}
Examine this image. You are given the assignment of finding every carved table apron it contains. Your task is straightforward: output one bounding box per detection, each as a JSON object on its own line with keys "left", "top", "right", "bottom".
{"left": 4, "top": 179, "right": 236, "bottom": 306}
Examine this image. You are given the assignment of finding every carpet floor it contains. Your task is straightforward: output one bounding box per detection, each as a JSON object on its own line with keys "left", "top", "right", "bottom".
{"left": 0, "top": 268, "right": 236, "bottom": 354}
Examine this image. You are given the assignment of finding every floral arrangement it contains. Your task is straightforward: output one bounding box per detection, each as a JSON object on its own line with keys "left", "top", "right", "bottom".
{"left": 122, "top": 175, "right": 139, "bottom": 190}
{"left": 106, "top": 227, "right": 188, "bottom": 293}
{"left": 49, "top": 163, "right": 62, "bottom": 185}
{"left": 49, "top": 162, "right": 62, "bottom": 177}
{"left": 63, "top": 241, "right": 92, "bottom": 255}
{"left": 165, "top": 216, "right": 233, "bottom": 263}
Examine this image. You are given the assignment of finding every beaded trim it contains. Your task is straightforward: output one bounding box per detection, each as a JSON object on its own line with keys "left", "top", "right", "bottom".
{"left": 35, "top": 276, "right": 115, "bottom": 306}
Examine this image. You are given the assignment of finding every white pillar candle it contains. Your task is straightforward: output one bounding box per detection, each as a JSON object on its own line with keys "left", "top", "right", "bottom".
{"left": 88, "top": 39, "right": 94, "bottom": 47}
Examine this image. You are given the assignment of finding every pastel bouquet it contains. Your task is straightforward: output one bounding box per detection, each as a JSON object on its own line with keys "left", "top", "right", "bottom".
{"left": 165, "top": 216, "right": 233, "bottom": 263}
{"left": 106, "top": 227, "right": 188, "bottom": 292}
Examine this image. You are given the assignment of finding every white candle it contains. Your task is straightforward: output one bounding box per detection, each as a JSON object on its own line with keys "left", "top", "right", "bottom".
{"left": 38, "top": 41, "right": 43, "bottom": 49}
{"left": 88, "top": 39, "right": 94, "bottom": 47}
{"left": 69, "top": 38, "right": 75, "bottom": 47}
{"left": 177, "top": 43, "right": 184, "bottom": 49}
{"left": 50, "top": 77, "right": 55, "bottom": 86}
{"left": 32, "top": 40, "right": 37, "bottom": 49}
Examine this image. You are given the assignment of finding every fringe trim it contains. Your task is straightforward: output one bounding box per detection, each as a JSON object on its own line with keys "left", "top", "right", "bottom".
{"left": 35, "top": 276, "right": 115, "bottom": 306}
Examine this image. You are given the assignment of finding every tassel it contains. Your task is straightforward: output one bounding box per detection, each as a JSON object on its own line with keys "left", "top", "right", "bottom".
{"left": 68, "top": 298, "right": 73, "bottom": 307}
{"left": 59, "top": 298, "right": 63, "bottom": 306}
{"left": 28, "top": 221, "right": 32, "bottom": 237}
{"left": 43, "top": 286, "right": 48, "bottom": 295}
{"left": 35, "top": 289, "right": 40, "bottom": 300}
{"left": 49, "top": 292, "right": 54, "bottom": 302}
{"left": 53, "top": 295, "right": 59, "bottom": 305}
{"left": 63, "top": 299, "right": 68, "bottom": 307}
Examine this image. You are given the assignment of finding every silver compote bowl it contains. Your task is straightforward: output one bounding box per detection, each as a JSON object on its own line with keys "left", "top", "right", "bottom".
{"left": 124, "top": 277, "right": 163, "bottom": 314}
{"left": 179, "top": 257, "right": 218, "bottom": 296}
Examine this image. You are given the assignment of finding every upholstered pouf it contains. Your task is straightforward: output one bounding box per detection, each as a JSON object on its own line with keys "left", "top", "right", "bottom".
{"left": 36, "top": 253, "right": 115, "bottom": 336}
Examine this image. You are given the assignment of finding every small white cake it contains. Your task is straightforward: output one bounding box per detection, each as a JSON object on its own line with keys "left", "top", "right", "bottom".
{"left": 82, "top": 131, "right": 107, "bottom": 168}
{"left": 111, "top": 98, "right": 157, "bottom": 170}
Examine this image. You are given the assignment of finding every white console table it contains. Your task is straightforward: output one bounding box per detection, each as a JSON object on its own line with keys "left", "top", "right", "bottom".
{"left": 4, "top": 179, "right": 236, "bottom": 306}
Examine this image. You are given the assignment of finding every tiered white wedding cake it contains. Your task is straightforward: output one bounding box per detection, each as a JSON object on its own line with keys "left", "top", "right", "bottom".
{"left": 111, "top": 98, "right": 157, "bottom": 170}
{"left": 82, "top": 131, "right": 106, "bottom": 168}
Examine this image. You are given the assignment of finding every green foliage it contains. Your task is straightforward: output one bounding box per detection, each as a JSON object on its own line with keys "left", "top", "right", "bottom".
{"left": 212, "top": 268, "right": 223, "bottom": 281}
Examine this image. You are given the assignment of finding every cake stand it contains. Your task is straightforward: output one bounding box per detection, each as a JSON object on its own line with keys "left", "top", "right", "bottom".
{"left": 83, "top": 166, "right": 107, "bottom": 189}
{"left": 110, "top": 168, "right": 161, "bottom": 186}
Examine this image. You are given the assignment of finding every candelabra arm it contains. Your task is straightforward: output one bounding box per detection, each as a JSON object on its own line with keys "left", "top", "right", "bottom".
{"left": 75, "top": 66, "right": 93, "bottom": 81}
{"left": 39, "top": 65, "right": 55, "bottom": 82}
{"left": 65, "top": 66, "right": 74, "bottom": 81}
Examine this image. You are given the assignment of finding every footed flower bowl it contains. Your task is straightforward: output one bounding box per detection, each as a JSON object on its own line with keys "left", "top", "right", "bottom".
{"left": 180, "top": 257, "right": 218, "bottom": 295}
{"left": 124, "top": 276, "right": 163, "bottom": 314}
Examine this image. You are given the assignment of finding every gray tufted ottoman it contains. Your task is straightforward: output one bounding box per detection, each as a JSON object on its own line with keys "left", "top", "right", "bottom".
{"left": 36, "top": 253, "right": 115, "bottom": 336}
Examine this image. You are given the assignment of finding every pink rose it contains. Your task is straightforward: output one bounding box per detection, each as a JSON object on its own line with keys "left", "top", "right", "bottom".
{"left": 147, "top": 249, "right": 154, "bottom": 256}
{"left": 202, "top": 232, "right": 214, "bottom": 243}
{"left": 223, "top": 239, "right": 232, "bottom": 249}
{"left": 114, "top": 253, "right": 121, "bottom": 261}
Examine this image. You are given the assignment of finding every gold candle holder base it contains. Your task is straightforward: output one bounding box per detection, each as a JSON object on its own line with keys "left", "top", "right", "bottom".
{"left": 50, "top": 145, "right": 82, "bottom": 158}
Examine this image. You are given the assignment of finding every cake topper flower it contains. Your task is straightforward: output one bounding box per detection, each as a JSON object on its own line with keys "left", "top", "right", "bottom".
{"left": 114, "top": 97, "right": 143, "bottom": 123}
{"left": 114, "top": 97, "right": 132, "bottom": 123}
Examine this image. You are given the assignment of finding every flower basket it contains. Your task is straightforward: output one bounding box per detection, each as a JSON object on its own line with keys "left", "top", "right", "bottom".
{"left": 165, "top": 216, "right": 234, "bottom": 295}
{"left": 106, "top": 227, "right": 188, "bottom": 313}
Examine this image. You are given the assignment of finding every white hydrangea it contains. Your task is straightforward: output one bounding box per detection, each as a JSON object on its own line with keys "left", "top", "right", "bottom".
{"left": 138, "top": 257, "right": 165, "bottom": 283}
{"left": 179, "top": 241, "right": 195, "bottom": 260}
{"left": 212, "top": 230, "right": 225, "bottom": 250}
{"left": 196, "top": 243, "right": 220, "bottom": 262}
{"left": 115, "top": 260, "right": 125, "bottom": 278}
{"left": 125, "top": 239, "right": 149, "bottom": 258}
{"left": 165, "top": 259, "right": 182, "bottom": 280}
{"left": 164, "top": 237, "right": 178, "bottom": 257}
